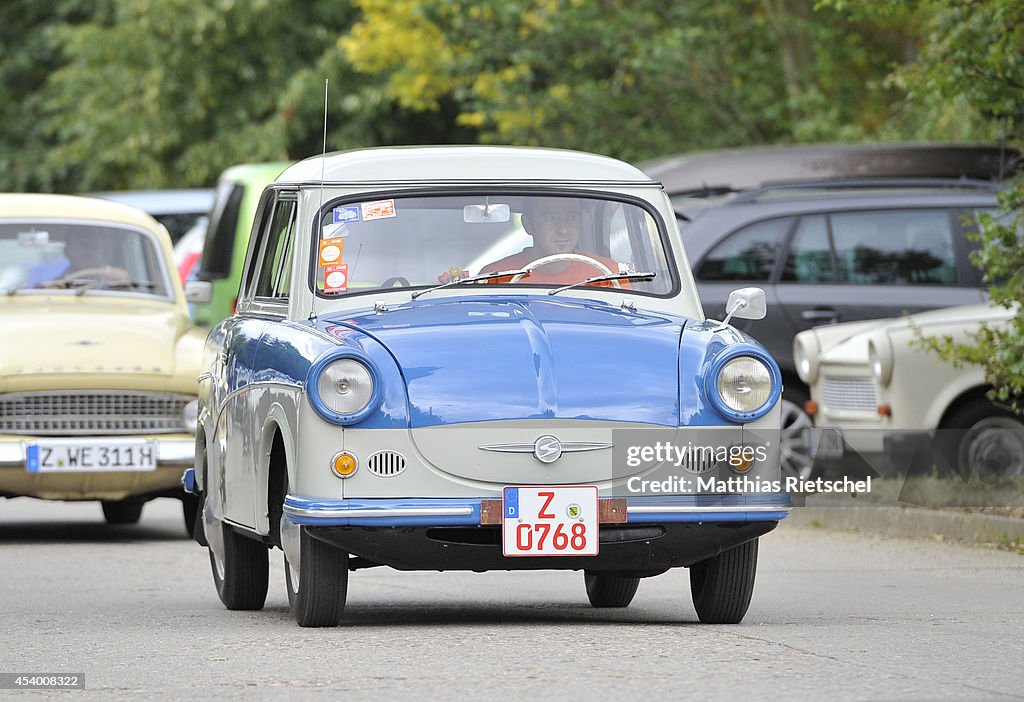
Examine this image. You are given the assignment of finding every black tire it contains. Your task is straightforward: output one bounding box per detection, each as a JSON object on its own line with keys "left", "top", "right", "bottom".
{"left": 181, "top": 493, "right": 200, "bottom": 539}
{"left": 584, "top": 572, "right": 640, "bottom": 608}
{"left": 690, "top": 539, "right": 759, "bottom": 624}
{"left": 938, "top": 400, "right": 1024, "bottom": 479}
{"left": 209, "top": 522, "right": 269, "bottom": 611}
{"left": 285, "top": 527, "right": 349, "bottom": 627}
{"left": 101, "top": 499, "right": 144, "bottom": 524}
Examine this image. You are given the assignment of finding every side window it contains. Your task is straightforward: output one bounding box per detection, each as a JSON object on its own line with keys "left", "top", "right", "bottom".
{"left": 253, "top": 199, "right": 297, "bottom": 299}
{"left": 696, "top": 218, "right": 791, "bottom": 281}
{"left": 781, "top": 215, "right": 833, "bottom": 283}
{"left": 831, "top": 209, "right": 956, "bottom": 285}
{"left": 197, "top": 180, "right": 243, "bottom": 280}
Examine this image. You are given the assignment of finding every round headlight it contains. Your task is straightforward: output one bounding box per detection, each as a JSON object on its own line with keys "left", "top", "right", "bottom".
{"left": 182, "top": 399, "right": 198, "bottom": 434}
{"left": 717, "top": 356, "right": 773, "bottom": 413}
{"left": 317, "top": 359, "right": 374, "bottom": 415}
{"left": 793, "top": 335, "right": 819, "bottom": 384}
{"left": 868, "top": 334, "right": 893, "bottom": 386}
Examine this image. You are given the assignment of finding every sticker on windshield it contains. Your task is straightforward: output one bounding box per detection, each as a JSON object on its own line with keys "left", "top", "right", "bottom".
{"left": 361, "top": 199, "right": 396, "bottom": 221}
{"left": 333, "top": 206, "right": 360, "bottom": 224}
{"left": 319, "top": 239, "right": 344, "bottom": 266}
{"left": 323, "top": 263, "right": 349, "bottom": 294}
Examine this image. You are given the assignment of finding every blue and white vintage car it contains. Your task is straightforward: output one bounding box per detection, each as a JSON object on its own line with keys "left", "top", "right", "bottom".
{"left": 186, "top": 146, "right": 790, "bottom": 626}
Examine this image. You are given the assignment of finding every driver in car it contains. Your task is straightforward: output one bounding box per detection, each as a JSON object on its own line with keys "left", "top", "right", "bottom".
{"left": 481, "top": 197, "right": 625, "bottom": 287}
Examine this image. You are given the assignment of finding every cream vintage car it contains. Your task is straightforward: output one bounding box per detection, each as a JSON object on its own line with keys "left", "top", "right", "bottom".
{"left": 185, "top": 145, "right": 790, "bottom": 627}
{"left": 0, "top": 194, "right": 205, "bottom": 528}
{"left": 794, "top": 303, "right": 1023, "bottom": 477}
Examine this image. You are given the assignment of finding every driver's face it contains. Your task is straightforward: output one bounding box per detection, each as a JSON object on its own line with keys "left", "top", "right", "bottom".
{"left": 523, "top": 199, "right": 581, "bottom": 257}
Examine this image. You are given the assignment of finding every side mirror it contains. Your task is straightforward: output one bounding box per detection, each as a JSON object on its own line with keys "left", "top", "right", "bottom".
{"left": 722, "top": 287, "right": 767, "bottom": 325}
{"left": 185, "top": 280, "right": 212, "bottom": 304}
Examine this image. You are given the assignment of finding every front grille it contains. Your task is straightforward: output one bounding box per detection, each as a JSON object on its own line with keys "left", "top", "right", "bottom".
{"left": 821, "top": 376, "right": 877, "bottom": 413}
{"left": 0, "top": 391, "right": 193, "bottom": 435}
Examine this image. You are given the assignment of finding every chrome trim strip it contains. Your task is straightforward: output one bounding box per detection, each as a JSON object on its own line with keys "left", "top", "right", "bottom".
{"left": 0, "top": 443, "right": 23, "bottom": 466}
{"left": 478, "top": 441, "right": 613, "bottom": 453}
{"left": 283, "top": 505, "right": 474, "bottom": 519}
{"left": 628, "top": 505, "right": 792, "bottom": 514}
{"left": 156, "top": 440, "right": 195, "bottom": 464}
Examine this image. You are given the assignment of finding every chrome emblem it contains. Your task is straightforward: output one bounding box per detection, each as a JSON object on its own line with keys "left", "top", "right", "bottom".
{"left": 533, "top": 435, "right": 562, "bottom": 464}
{"left": 478, "top": 438, "right": 613, "bottom": 464}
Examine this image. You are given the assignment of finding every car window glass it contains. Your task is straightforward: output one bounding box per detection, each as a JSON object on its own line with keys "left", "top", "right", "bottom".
{"left": 831, "top": 210, "right": 956, "bottom": 285}
{"left": 781, "top": 215, "right": 833, "bottom": 283}
{"left": 312, "top": 194, "right": 675, "bottom": 297}
{"left": 0, "top": 222, "right": 168, "bottom": 296}
{"left": 253, "top": 200, "right": 297, "bottom": 299}
{"left": 197, "top": 180, "right": 243, "bottom": 280}
{"left": 696, "top": 218, "right": 790, "bottom": 281}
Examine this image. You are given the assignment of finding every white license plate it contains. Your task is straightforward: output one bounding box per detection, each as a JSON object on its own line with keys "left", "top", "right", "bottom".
{"left": 502, "top": 486, "right": 599, "bottom": 557}
{"left": 26, "top": 439, "right": 158, "bottom": 473}
{"left": 806, "top": 428, "right": 844, "bottom": 459}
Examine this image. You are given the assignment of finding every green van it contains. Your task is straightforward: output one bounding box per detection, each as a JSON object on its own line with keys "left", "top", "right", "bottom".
{"left": 187, "top": 162, "right": 290, "bottom": 328}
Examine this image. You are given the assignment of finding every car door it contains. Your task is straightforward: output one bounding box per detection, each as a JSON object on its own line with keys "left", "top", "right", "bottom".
{"left": 774, "top": 208, "right": 985, "bottom": 344}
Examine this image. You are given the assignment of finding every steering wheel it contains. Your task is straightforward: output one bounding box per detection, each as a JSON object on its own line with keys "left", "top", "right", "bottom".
{"left": 509, "top": 253, "right": 620, "bottom": 288}
{"left": 379, "top": 276, "right": 411, "bottom": 288}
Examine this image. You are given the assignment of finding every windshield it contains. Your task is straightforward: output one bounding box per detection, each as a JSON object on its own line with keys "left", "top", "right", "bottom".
{"left": 312, "top": 193, "right": 675, "bottom": 297}
{"left": 0, "top": 221, "right": 169, "bottom": 297}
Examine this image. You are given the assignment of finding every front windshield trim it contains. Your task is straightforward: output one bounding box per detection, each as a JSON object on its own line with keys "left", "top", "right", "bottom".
{"left": 0, "top": 218, "right": 175, "bottom": 302}
{"left": 306, "top": 186, "right": 681, "bottom": 302}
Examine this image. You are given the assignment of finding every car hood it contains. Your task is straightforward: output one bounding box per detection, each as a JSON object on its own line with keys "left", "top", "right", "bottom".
{"left": 323, "top": 296, "right": 688, "bottom": 426}
{"left": 815, "top": 302, "right": 1017, "bottom": 364}
{"left": 0, "top": 297, "right": 189, "bottom": 385}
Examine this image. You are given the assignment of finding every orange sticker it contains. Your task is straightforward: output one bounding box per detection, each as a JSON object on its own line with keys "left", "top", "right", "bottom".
{"left": 361, "top": 199, "right": 397, "bottom": 221}
{"left": 323, "top": 263, "right": 349, "bottom": 294}
{"left": 319, "top": 238, "right": 344, "bottom": 266}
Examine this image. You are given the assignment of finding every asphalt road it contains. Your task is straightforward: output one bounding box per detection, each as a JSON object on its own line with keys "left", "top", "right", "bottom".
{"left": 1, "top": 497, "right": 1021, "bottom": 701}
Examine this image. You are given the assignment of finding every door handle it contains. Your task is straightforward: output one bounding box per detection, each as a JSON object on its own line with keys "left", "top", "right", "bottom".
{"left": 801, "top": 308, "right": 838, "bottom": 323}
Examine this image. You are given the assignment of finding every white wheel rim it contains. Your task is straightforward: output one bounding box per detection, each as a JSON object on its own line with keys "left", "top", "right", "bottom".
{"left": 779, "top": 399, "right": 814, "bottom": 481}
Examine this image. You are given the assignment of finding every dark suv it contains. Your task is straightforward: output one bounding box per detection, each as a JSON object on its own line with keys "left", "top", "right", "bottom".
{"left": 641, "top": 143, "right": 1020, "bottom": 479}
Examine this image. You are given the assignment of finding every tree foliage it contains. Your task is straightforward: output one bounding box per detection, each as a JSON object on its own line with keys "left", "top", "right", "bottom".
{"left": 869, "top": 0, "right": 1024, "bottom": 407}
{"left": 342, "top": 0, "right": 922, "bottom": 161}
{"left": 1, "top": 0, "right": 948, "bottom": 191}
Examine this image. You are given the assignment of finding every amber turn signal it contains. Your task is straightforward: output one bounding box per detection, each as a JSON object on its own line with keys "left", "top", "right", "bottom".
{"left": 803, "top": 400, "right": 818, "bottom": 416}
{"left": 331, "top": 451, "right": 358, "bottom": 478}
{"left": 877, "top": 404, "right": 892, "bottom": 417}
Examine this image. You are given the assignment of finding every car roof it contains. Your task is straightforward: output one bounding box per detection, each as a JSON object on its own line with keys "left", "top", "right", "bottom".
{"left": 0, "top": 193, "right": 168, "bottom": 234}
{"left": 88, "top": 188, "right": 215, "bottom": 215}
{"left": 278, "top": 146, "right": 656, "bottom": 185}
{"left": 641, "top": 142, "right": 1021, "bottom": 195}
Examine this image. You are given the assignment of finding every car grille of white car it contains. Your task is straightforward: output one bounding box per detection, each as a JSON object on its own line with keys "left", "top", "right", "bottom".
{"left": 0, "top": 391, "right": 191, "bottom": 435}
{"left": 821, "top": 376, "right": 878, "bottom": 413}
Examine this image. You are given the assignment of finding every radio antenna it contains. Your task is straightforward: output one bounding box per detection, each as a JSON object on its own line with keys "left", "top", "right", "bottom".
{"left": 309, "top": 78, "right": 329, "bottom": 323}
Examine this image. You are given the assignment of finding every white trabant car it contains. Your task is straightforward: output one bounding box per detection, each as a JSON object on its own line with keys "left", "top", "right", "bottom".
{"left": 795, "top": 303, "right": 1023, "bottom": 477}
{"left": 186, "top": 146, "right": 790, "bottom": 627}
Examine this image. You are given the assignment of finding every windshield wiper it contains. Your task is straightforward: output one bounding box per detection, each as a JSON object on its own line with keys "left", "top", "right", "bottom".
{"left": 548, "top": 271, "right": 657, "bottom": 296}
{"left": 105, "top": 278, "right": 159, "bottom": 292}
{"left": 411, "top": 269, "right": 529, "bottom": 300}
